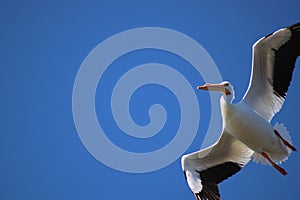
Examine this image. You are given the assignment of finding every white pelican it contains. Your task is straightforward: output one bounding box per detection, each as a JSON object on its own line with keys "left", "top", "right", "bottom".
{"left": 181, "top": 22, "right": 300, "bottom": 200}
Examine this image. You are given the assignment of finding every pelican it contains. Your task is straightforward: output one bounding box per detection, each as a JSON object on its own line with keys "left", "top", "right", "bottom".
{"left": 181, "top": 22, "right": 300, "bottom": 200}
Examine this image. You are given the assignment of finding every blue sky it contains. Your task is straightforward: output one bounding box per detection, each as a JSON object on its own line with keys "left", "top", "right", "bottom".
{"left": 1, "top": 0, "right": 300, "bottom": 199}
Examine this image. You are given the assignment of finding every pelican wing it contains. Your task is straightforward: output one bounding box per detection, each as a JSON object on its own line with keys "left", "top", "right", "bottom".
{"left": 242, "top": 22, "right": 300, "bottom": 121}
{"left": 181, "top": 130, "right": 253, "bottom": 200}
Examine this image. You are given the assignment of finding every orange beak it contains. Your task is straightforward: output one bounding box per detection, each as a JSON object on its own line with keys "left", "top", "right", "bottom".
{"left": 197, "top": 83, "right": 231, "bottom": 95}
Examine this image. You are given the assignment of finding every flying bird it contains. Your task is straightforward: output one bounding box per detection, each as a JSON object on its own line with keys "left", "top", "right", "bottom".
{"left": 181, "top": 22, "right": 300, "bottom": 200}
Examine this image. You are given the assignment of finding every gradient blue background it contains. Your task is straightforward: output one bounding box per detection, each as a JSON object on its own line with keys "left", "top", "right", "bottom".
{"left": 1, "top": 0, "right": 300, "bottom": 199}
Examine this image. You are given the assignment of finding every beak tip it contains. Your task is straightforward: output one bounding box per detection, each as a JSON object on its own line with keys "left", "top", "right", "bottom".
{"left": 197, "top": 85, "right": 207, "bottom": 90}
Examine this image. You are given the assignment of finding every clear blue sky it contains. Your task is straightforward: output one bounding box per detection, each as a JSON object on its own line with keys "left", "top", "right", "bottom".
{"left": 1, "top": 0, "right": 300, "bottom": 199}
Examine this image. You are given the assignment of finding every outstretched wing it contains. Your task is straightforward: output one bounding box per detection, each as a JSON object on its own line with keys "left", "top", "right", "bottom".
{"left": 242, "top": 22, "right": 300, "bottom": 121}
{"left": 181, "top": 131, "right": 254, "bottom": 200}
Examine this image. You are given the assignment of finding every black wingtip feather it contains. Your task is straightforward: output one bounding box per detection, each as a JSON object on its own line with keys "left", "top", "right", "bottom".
{"left": 195, "top": 162, "right": 242, "bottom": 200}
{"left": 287, "top": 22, "right": 300, "bottom": 30}
{"left": 272, "top": 22, "right": 300, "bottom": 98}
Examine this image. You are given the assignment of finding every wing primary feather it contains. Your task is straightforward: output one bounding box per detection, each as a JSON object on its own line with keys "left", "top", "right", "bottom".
{"left": 182, "top": 131, "right": 253, "bottom": 200}
{"left": 195, "top": 162, "right": 242, "bottom": 200}
{"left": 272, "top": 22, "right": 300, "bottom": 98}
{"left": 242, "top": 21, "right": 300, "bottom": 121}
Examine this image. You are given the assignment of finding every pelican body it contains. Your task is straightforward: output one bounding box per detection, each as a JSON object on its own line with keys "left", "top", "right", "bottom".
{"left": 214, "top": 82, "right": 290, "bottom": 165}
{"left": 182, "top": 22, "right": 300, "bottom": 200}
{"left": 223, "top": 89, "right": 289, "bottom": 160}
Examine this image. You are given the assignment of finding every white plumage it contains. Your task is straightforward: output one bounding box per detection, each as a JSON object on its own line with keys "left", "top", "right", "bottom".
{"left": 182, "top": 22, "right": 300, "bottom": 200}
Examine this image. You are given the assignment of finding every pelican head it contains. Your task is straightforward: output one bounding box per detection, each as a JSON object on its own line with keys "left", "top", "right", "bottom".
{"left": 197, "top": 81, "right": 235, "bottom": 102}
{"left": 197, "top": 81, "right": 233, "bottom": 95}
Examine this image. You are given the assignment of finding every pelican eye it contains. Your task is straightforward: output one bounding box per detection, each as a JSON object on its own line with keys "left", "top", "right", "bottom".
{"left": 224, "top": 82, "right": 229, "bottom": 86}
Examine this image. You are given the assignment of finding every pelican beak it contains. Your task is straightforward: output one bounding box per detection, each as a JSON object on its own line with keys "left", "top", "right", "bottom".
{"left": 197, "top": 83, "right": 224, "bottom": 91}
{"left": 197, "top": 83, "right": 230, "bottom": 95}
